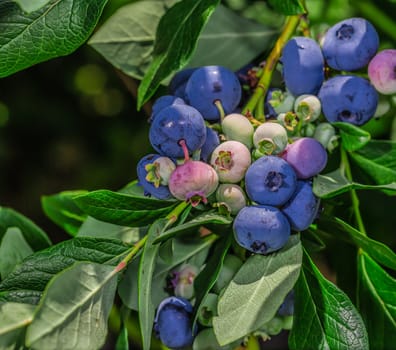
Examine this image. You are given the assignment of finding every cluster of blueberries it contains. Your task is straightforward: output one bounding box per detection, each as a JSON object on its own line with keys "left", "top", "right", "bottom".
{"left": 136, "top": 16, "right": 395, "bottom": 349}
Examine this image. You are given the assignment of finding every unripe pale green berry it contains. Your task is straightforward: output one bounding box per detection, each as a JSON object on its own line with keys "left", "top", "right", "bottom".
{"left": 216, "top": 184, "right": 247, "bottom": 215}
{"left": 268, "top": 89, "right": 296, "bottom": 114}
{"left": 197, "top": 293, "right": 218, "bottom": 327}
{"left": 172, "top": 264, "right": 199, "bottom": 299}
{"left": 294, "top": 94, "right": 322, "bottom": 123}
{"left": 221, "top": 113, "right": 254, "bottom": 148}
{"left": 314, "top": 122, "right": 338, "bottom": 151}
{"left": 154, "top": 156, "right": 177, "bottom": 185}
{"left": 253, "top": 122, "right": 288, "bottom": 155}
{"left": 212, "top": 254, "right": 243, "bottom": 293}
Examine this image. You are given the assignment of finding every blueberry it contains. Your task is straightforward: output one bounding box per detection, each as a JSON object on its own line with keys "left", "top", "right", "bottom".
{"left": 322, "top": 17, "right": 379, "bottom": 71}
{"left": 281, "top": 180, "right": 320, "bottom": 231}
{"left": 149, "top": 104, "right": 207, "bottom": 158}
{"left": 221, "top": 113, "right": 254, "bottom": 148}
{"left": 281, "top": 137, "right": 327, "bottom": 179}
{"left": 154, "top": 296, "right": 195, "bottom": 349}
{"left": 168, "top": 160, "right": 219, "bottom": 205}
{"left": 185, "top": 66, "right": 242, "bottom": 121}
{"left": 215, "top": 184, "right": 247, "bottom": 215}
{"left": 277, "top": 290, "right": 295, "bottom": 316}
{"left": 136, "top": 154, "right": 175, "bottom": 200}
{"left": 318, "top": 75, "right": 378, "bottom": 126}
{"left": 210, "top": 141, "right": 251, "bottom": 183}
{"left": 281, "top": 37, "right": 324, "bottom": 96}
{"left": 200, "top": 127, "right": 220, "bottom": 163}
{"left": 169, "top": 68, "right": 197, "bottom": 100}
{"left": 150, "top": 95, "right": 185, "bottom": 122}
{"left": 233, "top": 205, "right": 291, "bottom": 254}
{"left": 368, "top": 49, "right": 396, "bottom": 95}
{"left": 253, "top": 122, "right": 288, "bottom": 155}
{"left": 245, "top": 156, "right": 297, "bottom": 206}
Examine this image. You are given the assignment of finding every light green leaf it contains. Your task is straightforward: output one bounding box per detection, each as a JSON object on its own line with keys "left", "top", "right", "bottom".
{"left": 358, "top": 252, "right": 396, "bottom": 349}
{"left": 313, "top": 168, "right": 396, "bottom": 198}
{"left": 0, "top": 302, "right": 36, "bottom": 350}
{"left": 26, "top": 262, "right": 118, "bottom": 350}
{"left": 12, "top": 0, "right": 51, "bottom": 13}
{"left": 42, "top": 190, "right": 88, "bottom": 236}
{"left": 0, "top": 0, "right": 108, "bottom": 77}
{"left": 213, "top": 235, "right": 302, "bottom": 345}
{"left": 137, "top": 0, "right": 220, "bottom": 108}
{"left": 0, "top": 207, "right": 51, "bottom": 251}
{"left": 289, "top": 248, "right": 369, "bottom": 350}
{"left": 0, "top": 227, "right": 33, "bottom": 279}
{"left": 267, "top": 0, "right": 306, "bottom": 15}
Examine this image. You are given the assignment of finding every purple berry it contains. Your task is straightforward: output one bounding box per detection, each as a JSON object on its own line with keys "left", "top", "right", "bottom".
{"left": 281, "top": 138, "right": 327, "bottom": 179}
{"left": 149, "top": 104, "right": 206, "bottom": 158}
{"left": 168, "top": 160, "right": 219, "bottom": 205}
{"left": 200, "top": 127, "right": 220, "bottom": 163}
{"left": 281, "top": 37, "right": 325, "bottom": 96}
{"left": 136, "top": 154, "right": 175, "bottom": 200}
{"left": 281, "top": 180, "right": 320, "bottom": 231}
{"left": 368, "top": 49, "right": 396, "bottom": 95}
{"left": 318, "top": 75, "right": 378, "bottom": 126}
{"left": 210, "top": 141, "right": 251, "bottom": 183}
{"left": 322, "top": 17, "right": 379, "bottom": 71}
{"left": 245, "top": 155, "right": 297, "bottom": 206}
{"left": 154, "top": 297, "right": 195, "bottom": 348}
{"left": 185, "top": 66, "right": 242, "bottom": 121}
{"left": 233, "top": 205, "right": 291, "bottom": 254}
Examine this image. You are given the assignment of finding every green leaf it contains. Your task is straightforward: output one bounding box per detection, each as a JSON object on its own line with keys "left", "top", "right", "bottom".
{"left": 0, "top": 227, "right": 34, "bottom": 279}
{"left": 0, "top": 302, "right": 36, "bottom": 350}
{"left": 12, "top": 0, "right": 51, "bottom": 13}
{"left": 116, "top": 324, "right": 129, "bottom": 350}
{"left": 0, "top": 0, "right": 108, "bottom": 77}
{"left": 0, "top": 207, "right": 51, "bottom": 251}
{"left": 138, "top": 218, "right": 168, "bottom": 350}
{"left": 212, "top": 235, "right": 302, "bottom": 345}
{"left": 289, "top": 248, "right": 369, "bottom": 350}
{"left": 267, "top": 0, "right": 306, "bottom": 15}
{"left": 25, "top": 262, "right": 118, "bottom": 350}
{"left": 74, "top": 190, "right": 177, "bottom": 227}
{"left": 333, "top": 122, "right": 371, "bottom": 152}
{"left": 154, "top": 211, "right": 232, "bottom": 243}
{"left": 0, "top": 237, "right": 130, "bottom": 301}
{"left": 42, "top": 190, "right": 88, "bottom": 236}
{"left": 316, "top": 216, "right": 396, "bottom": 270}
{"left": 137, "top": 0, "right": 220, "bottom": 109}
{"left": 313, "top": 168, "right": 396, "bottom": 198}
{"left": 358, "top": 252, "right": 396, "bottom": 349}
{"left": 350, "top": 140, "right": 396, "bottom": 186}
{"left": 0, "top": 290, "right": 43, "bottom": 305}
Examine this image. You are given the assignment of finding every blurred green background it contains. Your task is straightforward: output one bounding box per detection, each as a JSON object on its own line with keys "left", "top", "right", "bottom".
{"left": 1, "top": 0, "right": 395, "bottom": 245}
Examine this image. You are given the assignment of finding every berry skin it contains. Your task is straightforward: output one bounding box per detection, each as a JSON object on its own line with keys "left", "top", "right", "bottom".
{"left": 168, "top": 160, "right": 219, "bottom": 205}
{"left": 245, "top": 155, "right": 297, "bottom": 206}
{"left": 322, "top": 17, "right": 379, "bottom": 71}
{"left": 281, "top": 37, "right": 324, "bottom": 96}
{"left": 210, "top": 141, "right": 251, "bottom": 183}
{"left": 281, "top": 180, "right": 320, "bottom": 231}
{"left": 185, "top": 66, "right": 242, "bottom": 121}
{"left": 137, "top": 154, "right": 175, "bottom": 200}
{"left": 368, "top": 49, "right": 396, "bottom": 95}
{"left": 149, "top": 104, "right": 206, "bottom": 159}
{"left": 154, "top": 296, "right": 196, "bottom": 349}
{"left": 281, "top": 137, "right": 327, "bottom": 179}
{"left": 221, "top": 113, "right": 254, "bottom": 149}
{"left": 215, "top": 184, "right": 247, "bottom": 215}
{"left": 150, "top": 95, "right": 185, "bottom": 122}
{"left": 233, "top": 205, "right": 291, "bottom": 255}
{"left": 200, "top": 127, "right": 220, "bottom": 163}
{"left": 318, "top": 75, "right": 378, "bottom": 126}
{"left": 169, "top": 68, "right": 197, "bottom": 100}
{"left": 253, "top": 122, "right": 288, "bottom": 155}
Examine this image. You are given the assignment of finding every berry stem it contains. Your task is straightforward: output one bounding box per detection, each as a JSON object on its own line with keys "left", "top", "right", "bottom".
{"left": 340, "top": 147, "right": 367, "bottom": 236}
{"left": 242, "top": 15, "right": 302, "bottom": 116}
{"left": 178, "top": 139, "right": 190, "bottom": 162}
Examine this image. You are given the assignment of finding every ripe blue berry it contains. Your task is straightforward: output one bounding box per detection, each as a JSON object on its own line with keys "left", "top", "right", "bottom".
{"left": 154, "top": 296, "right": 195, "bottom": 349}
{"left": 169, "top": 67, "right": 197, "bottom": 100}
{"left": 281, "top": 137, "right": 327, "bottom": 179}
{"left": 368, "top": 49, "right": 396, "bottom": 95}
{"left": 281, "top": 37, "right": 324, "bottom": 96}
{"left": 322, "top": 17, "right": 379, "bottom": 71}
{"left": 318, "top": 75, "right": 378, "bottom": 126}
{"left": 233, "top": 205, "right": 291, "bottom": 254}
{"left": 245, "top": 155, "right": 297, "bottom": 206}
{"left": 136, "top": 154, "right": 175, "bottom": 200}
{"left": 281, "top": 180, "right": 320, "bottom": 231}
{"left": 149, "top": 104, "right": 206, "bottom": 158}
{"left": 200, "top": 127, "right": 220, "bottom": 163}
{"left": 185, "top": 66, "right": 242, "bottom": 121}
{"left": 277, "top": 290, "right": 295, "bottom": 316}
{"left": 150, "top": 95, "right": 185, "bottom": 122}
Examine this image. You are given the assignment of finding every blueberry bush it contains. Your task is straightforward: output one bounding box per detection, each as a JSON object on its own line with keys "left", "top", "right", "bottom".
{"left": 1, "top": 0, "right": 396, "bottom": 349}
